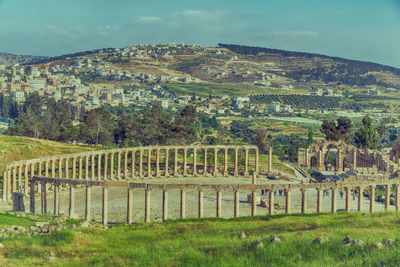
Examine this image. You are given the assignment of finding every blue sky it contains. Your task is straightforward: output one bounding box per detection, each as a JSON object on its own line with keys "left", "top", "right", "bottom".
{"left": 0, "top": 0, "right": 399, "bottom": 67}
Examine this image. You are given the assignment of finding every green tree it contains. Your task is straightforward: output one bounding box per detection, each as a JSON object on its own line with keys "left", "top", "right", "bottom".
{"left": 80, "top": 107, "right": 114, "bottom": 146}
{"left": 354, "top": 115, "right": 379, "bottom": 149}
{"left": 255, "top": 129, "right": 268, "bottom": 152}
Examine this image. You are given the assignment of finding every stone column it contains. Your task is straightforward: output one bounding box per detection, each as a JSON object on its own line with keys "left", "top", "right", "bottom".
{"left": 11, "top": 167, "right": 16, "bottom": 194}
{"left": 203, "top": 148, "right": 208, "bottom": 175}
{"left": 139, "top": 150, "right": 143, "bottom": 177}
{"left": 30, "top": 180, "right": 35, "bottom": 213}
{"left": 244, "top": 148, "right": 249, "bottom": 176}
{"left": 52, "top": 159, "right": 56, "bottom": 178}
{"left": 162, "top": 190, "right": 168, "bottom": 221}
{"left": 45, "top": 160, "right": 49, "bottom": 177}
{"left": 174, "top": 148, "right": 178, "bottom": 176}
{"left": 91, "top": 155, "right": 95, "bottom": 180}
{"left": 269, "top": 190, "right": 275, "bottom": 215}
{"left": 59, "top": 158, "right": 63, "bottom": 178}
{"left": 65, "top": 158, "right": 69, "bottom": 179}
{"left": 255, "top": 148, "right": 259, "bottom": 175}
{"left": 345, "top": 187, "right": 350, "bottom": 212}
{"left": 2, "top": 171, "right": 8, "bottom": 202}
{"left": 369, "top": 185, "right": 375, "bottom": 213}
{"left": 85, "top": 186, "right": 91, "bottom": 221}
{"left": 251, "top": 190, "right": 257, "bottom": 216}
{"left": 72, "top": 158, "right": 76, "bottom": 179}
{"left": 104, "top": 153, "right": 108, "bottom": 179}
{"left": 223, "top": 148, "right": 228, "bottom": 176}
{"left": 110, "top": 152, "right": 114, "bottom": 180}
{"left": 97, "top": 154, "right": 102, "bottom": 180}
{"left": 395, "top": 185, "right": 399, "bottom": 211}
{"left": 41, "top": 182, "right": 47, "bottom": 214}
{"left": 216, "top": 190, "right": 222, "bottom": 217}
{"left": 18, "top": 165, "right": 22, "bottom": 191}
{"left": 78, "top": 157, "right": 82, "bottom": 179}
{"left": 198, "top": 190, "right": 204, "bottom": 218}
{"left": 193, "top": 148, "right": 197, "bottom": 176}
{"left": 268, "top": 148, "right": 272, "bottom": 174}
{"left": 127, "top": 188, "right": 133, "bottom": 224}
{"left": 124, "top": 151, "right": 128, "bottom": 179}
{"left": 385, "top": 184, "right": 390, "bottom": 211}
{"left": 301, "top": 189, "right": 307, "bottom": 214}
{"left": 117, "top": 152, "right": 121, "bottom": 180}
{"left": 285, "top": 189, "right": 291, "bottom": 214}
{"left": 145, "top": 189, "right": 151, "bottom": 223}
{"left": 147, "top": 149, "right": 151, "bottom": 178}
{"left": 24, "top": 165, "right": 29, "bottom": 196}
{"left": 102, "top": 187, "right": 108, "bottom": 225}
{"left": 358, "top": 187, "right": 363, "bottom": 212}
{"left": 131, "top": 151, "right": 136, "bottom": 178}
{"left": 164, "top": 149, "right": 169, "bottom": 177}
{"left": 183, "top": 148, "right": 187, "bottom": 176}
{"left": 317, "top": 189, "right": 322, "bottom": 213}
{"left": 53, "top": 183, "right": 59, "bottom": 215}
{"left": 180, "top": 190, "right": 186, "bottom": 218}
{"left": 234, "top": 148, "right": 238, "bottom": 176}
{"left": 69, "top": 184, "right": 74, "bottom": 217}
{"left": 213, "top": 148, "right": 218, "bottom": 177}
{"left": 234, "top": 190, "right": 239, "bottom": 218}
{"left": 331, "top": 188, "right": 336, "bottom": 213}
{"left": 85, "top": 156, "right": 89, "bottom": 180}
{"left": 156, "top": 149, "right": 160, "bottom": 177}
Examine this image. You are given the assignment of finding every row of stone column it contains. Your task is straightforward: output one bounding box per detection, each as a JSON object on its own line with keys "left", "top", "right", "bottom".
{"left": 30, "top": 181, "right": 399, "bottom": 224}
{"left": 4, "top": 146, "right": 262, "bottom": 201}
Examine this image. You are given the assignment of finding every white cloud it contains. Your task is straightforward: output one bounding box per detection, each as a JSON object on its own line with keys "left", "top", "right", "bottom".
{"left": 137, "top": 16, "right": 160, "bottom": 23}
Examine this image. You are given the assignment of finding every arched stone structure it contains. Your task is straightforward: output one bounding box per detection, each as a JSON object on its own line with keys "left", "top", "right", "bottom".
{"left": 2, "top": 145, "right": 265, "bottom": 202}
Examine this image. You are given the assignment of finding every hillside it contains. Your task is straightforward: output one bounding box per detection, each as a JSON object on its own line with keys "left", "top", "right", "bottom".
{"left": 0, "top": 135, "right": 94, "bottom": 174}
{"left": 22, "top": 43, "right": 400, "bottom": 97}
{"left": 0, "top": 53, "right": 47, "bottom": 66}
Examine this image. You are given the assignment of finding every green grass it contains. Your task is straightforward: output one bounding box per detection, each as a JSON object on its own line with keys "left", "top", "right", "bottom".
{"left": 1, "top": 211, "right": 400, "bottom": 266}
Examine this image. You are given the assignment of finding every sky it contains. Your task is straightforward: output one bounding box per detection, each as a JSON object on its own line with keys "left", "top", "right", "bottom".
{"left": 0, "top": 0, "right": 399, "bottom": 67}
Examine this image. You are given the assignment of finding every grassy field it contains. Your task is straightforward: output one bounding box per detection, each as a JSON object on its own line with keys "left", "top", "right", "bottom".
{"left": 1, "top": 212, "right": 400, "bottom": 266}
{"left": 0, "top": 135, "right": 95, "bottom": 174}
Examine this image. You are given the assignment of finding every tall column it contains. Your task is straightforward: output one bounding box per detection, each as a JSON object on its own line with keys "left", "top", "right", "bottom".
{"left": 156, "top": 149, "right": 160, "bottom": 177}
{"left": 369, "top": 185, "right": 375, "bottom": 213}
{"left": 358, "top": 187, "right": 363, "bottom": 212}
{"left": 139, "top": 150, "right": 143, "bottom": 177}
{"left": 18, "top": 165, "right": 22, "bottom": 191}
{"left": 59, "top": 158, "right": 63, "bottom": 178}
{"left": 85, "top": 186, "right": 91, "bottom": 221}
{"left": 269, "top": 190, "right": 274, "bottom": 215}
{"left": 29, "top": 179, "right": 35, "bottom": 213}
{"left": 24, "top": 165, "right": 29, "bottom": 196}
{"left": 12, "top": 167, "right": 16, "bottom": 193}
{"left": 244, "top": 148, "right": 249, "bottom": 176}
{"left": 317, "top": 189, "right": 322, "bottom": 213}
{"left": 110, "top": 152, "right": 114, "bottom": 180}
{"left": 268, "top": 148, "right": 272, "bottom": 174}
{"left": 234, "top": 148, "right": 238, "bottom": 176}
{"left": 162, "top": 190, "right": 168, "bottom": 221}
{"left": 223, "top": 148, "right": 228, "bottom": 176}
{"left": 216, "top": 190, "right": 222, "bottom": 217}
{"left": 117, "top": 152, "right": 121, "bottom": 180}
{"left": 254, "top": 148, "right": 259, "bottom": 175}
{"left": 193, "top": 148, "right": 197, "bottom": 176}
{"left": 91, "top": 155, "right": 95, "bottom": 180}
{"left": 127, "top": 188, "right": 133, "bottom": 224}
{"left": 395, "top": 185, "right": 399, "bottom": 211}
{"left": 51, "top": 159, "right": 56, "bottom": 178}
{"left": 385, "top": 184, "right": 390, "bottom": 211}
{"left": 102, "top": 187, "right": 108, "bottom": 225}
{"left": 41, "top": 182, "right": 47, "bottom": 214}
{"left": 345, "top": 187, "right": 350, "bottom": 212}
{"left": 124, "top": 151, "right": 128, "bottom": 179}
{"left": 301, "top": 189, "right": 307, "bottom": 213}
{"left": 164, "top": 149, "right": 169, "bottom": 177}
{"left": 234, "top": 190, "right": 239, "bottom": 218}
{"left": 131, "top": 151, "right": 135, "bottom": 178}
{"left": 285, "top": 189, "right": 291, "bottom": 214}
{"left": 104, "top": 153, "right": 108, "bottom": 179}
{"left": 331, "top": 188, "right": 336, "bottom": 213}
{"left": 147, "top": 149, "right": 151, "bottom": 177}
{"left": 203, "top": 148, "right": 208, "bottom": 175}
{"left": 213, "top": 148, "right": 218, "bottom": 177}
{"left": 72, "top": 158, "right": 76, "bottom": 179}
{"left": 69, "top": 184, "right": 74, "bottom": 217}
{"left": 198, "top": 190, "right": 204, "bottom": 218}
{"left": 2, "top": 171, "right": 8, "bottom": 202}
{"left": 145, "top": 189, "right": 151, "bottom": 223}
{"left": 85, "top": 156, "right": 89, "bottom": 180}
{"left": 174, "top": 148, "right": 178, "bottom": 176}
{"left": 353, "top": 149, "right": 357, "bottom": 168}
{"left": 180, "top": 190, "right": 186, "bottom": 218}
{"left": 53, "top": 183, "right": 59, "bottom": 215}
{"left": 78, "top": 157, "right": 82, "bottom": 179}
{"left": 183, "top": 148, "right": 187, "bottom": 176}
{"left": 65, "top": 158, "right": 69, "bottom": 179}
{"left": 251, "top": 190, "right": 257, "bottom": 216}
{"left": 97, "top": 154, "right": 102, "bottom": 180}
